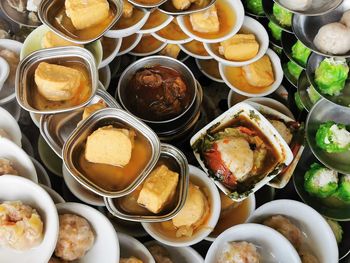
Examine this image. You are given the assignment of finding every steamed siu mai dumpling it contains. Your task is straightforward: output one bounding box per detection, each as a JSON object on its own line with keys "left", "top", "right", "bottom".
{"left": 313, "top": 22, "right": 350, "bottom": 55}
{"left": 279, "top": 0, "right": 312, "bottom": 11}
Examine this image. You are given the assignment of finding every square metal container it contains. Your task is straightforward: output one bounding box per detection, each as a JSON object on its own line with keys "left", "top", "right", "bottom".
{"left": 40, "top": 86, "right": 121, "bottom": 158}
{"left": 63, "top": 108, "right": 161, "bottom": 198}
{"left": 104, "top": 143, "right": 189, "bottom": 222}
{"left": 16, "top": 46, "right": 98, "bottom": 114}
{"left": 38, "top": 0, "right": 123, "bottom": 44}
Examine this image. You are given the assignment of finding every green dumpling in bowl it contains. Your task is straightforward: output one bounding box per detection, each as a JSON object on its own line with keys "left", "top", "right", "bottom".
{"left": 291, "top": 40, "right": 311, "bottom": 67}
{"left": 273, "top": 3, "right": 292, "bottom": 27}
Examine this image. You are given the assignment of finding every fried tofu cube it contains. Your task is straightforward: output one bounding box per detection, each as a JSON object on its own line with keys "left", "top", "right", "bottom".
{"left": 122, "top": 0, "right": 134, "bottom": 18}
{"left": 34, "top": 62, "right": 81, "bottom": 101}
{"left": 242, "top": 55, "right": 275, "bottom": 87}
{"left": 189, "top": 5, "right": 219, "bottom": 33}
{"left": 120, "top": 257, "right": 143, "bottom": 263}
{"left": 85, "top": 126, "right": 134, "bottom": 166}
{"left": 159, "top": 44, "right": 181, "bottom": 58}
{"left": 82, "top": 100, "right": 107, "bottom": 120}
{"left": 42, "top": 31, "right": 83, "bottom": 48}
{"left": 137, "top": 165, "right": 179, "bottom": 214}
{"left": 219, "top": 34, "right": 259, "bottom": 61}
{"left": 65, "top": 0, "right": 110, "bottom": 30}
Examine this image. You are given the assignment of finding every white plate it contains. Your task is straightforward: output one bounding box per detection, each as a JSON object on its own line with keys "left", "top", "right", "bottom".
{"left": 105, "top": 9, "right": 151, "bottom": 38}
{"left": 145, "top": 240, "right": 204, "bottom": 263}
{"left": 205, "top": 223, "right": 301, "bottom": 263}
{"left": 219, "top": 48, "right": 283, "bottom": 97}
{"left": 204, "top": 16, "right": 269, "bottom": 67}
{"left": 248, "top": 199, "right": 338, "bottom": 263}
{"left": 40, "top": 184, "right": 65, "bottom": 204}
{"left": 190, "top": 102, "right": 293, "bottom": 201}
{"left": 62, "top": 164, "right": 105, "bottom": 207}
{"left": 176, "top": 0, "right": 244, "bottom": 43}
{"left": 0, "top": 137, "right": 37, "bottom": 182}
{"left": 0, "top": 106, "right": 22, "bottom": 147}
{"left": 142, "top": 165, "right": 221, "bottom": 247}
{"left": 31, "top": 157, "right": 51, "bottom": 187}
{"left": 0, "top": 175, "right": 59, "bottom": 263}
{"left": 56, "top": 202, "right": 119, "bottom": 263}
{"left": 99, "top": 37, "right": 122, "bottom": 69}
{"left": 118, "top": 232, "right": 155, "bottom": 262}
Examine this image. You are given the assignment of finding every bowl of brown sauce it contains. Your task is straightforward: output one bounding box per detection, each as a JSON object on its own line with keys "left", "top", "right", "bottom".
{"left": 117, "top": 56, "right": 197, "bottom": 131}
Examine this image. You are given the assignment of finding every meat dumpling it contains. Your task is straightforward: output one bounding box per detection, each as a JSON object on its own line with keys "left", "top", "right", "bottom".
{"left": 279, "top": 0, "right": 312, "bottom": 11}
{"left": 189, "top": 5, "right": 219, "bottom": 33}
{"left": 340, "top": 10, "right": 350, "bottom": 28}
{"left": 218, "top": 241, "right": 260, "bottom": 263}
{"left": 313, "top": 22, "right": 350, "bottom": 55}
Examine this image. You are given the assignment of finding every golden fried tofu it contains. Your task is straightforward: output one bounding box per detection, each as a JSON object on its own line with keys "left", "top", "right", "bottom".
{"left": 122, "top": 0, "right": 134, "bottom": 18}
{"left": 82, "top": 100, "right": 107, "bottom": 120}
{"left": 85, "top": 126, "right": 135, "bottom": 167}
{"left": 159, "top": 44, "right": 181, "bottom": 58}
{"left": 35, "top": 62, "right": 82, "bottom": 101}
{"left": 120, "top": 257, "right": 143, "bottom": 263}
{"left": 189, "top": 5, "right": 219, "bottom": 33}
{"left": 172, "top": 0, "right": 191, "bottom": 10}
{"left": 137, "top": 165, "right": 179, "bottom": 214}
{"left": 219, "top": 34, "right": 259, "bottom": 61}
{"left": 242, "top": 55, "right": 275, "bottom": 87}
{"left": 42, "top": 31, "right": 83, "bottom": 48}
{"left": 65, "top": 0, "right": 110, "bottom": 30}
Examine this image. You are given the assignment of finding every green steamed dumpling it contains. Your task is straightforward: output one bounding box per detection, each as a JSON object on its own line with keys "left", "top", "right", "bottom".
{"left": 268, "top": 21, "right": 282, "bottom": 41}
{"left": 291, "top": 40, "right": 312, "bottom": 67}
{"left": 287, "top": 61, "right": 303, "bottom": 81}
{"left": 246, "top": 0, "right": 264, "bottom": 15}
{"left": 273, "top": 3, "right": 292, "bottom": 27}
{"left": 316, "top": 121, "right": 350, "bottom": 153}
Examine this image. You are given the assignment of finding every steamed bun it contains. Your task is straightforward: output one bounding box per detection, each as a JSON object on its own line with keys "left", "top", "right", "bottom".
{"left": 279, "top": 0, "right": 312, "bottom": 11}
{"left": 313, "top": 22, "right": 350, "bottom": 55}
{"left": 340, "top": 10, "right": 350, "bottom": 28}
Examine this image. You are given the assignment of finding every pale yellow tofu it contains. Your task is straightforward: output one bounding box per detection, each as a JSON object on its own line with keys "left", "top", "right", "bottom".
{"left": 122, "top": 0, "right": 134, "bottom": 18}
{"left": 242, "top": 55, "right": 275, "bottom": 87}
{"left": 137, "top": 165, "right": 179, "bottom": 214}
{"left": 219, "top": 34, "right": 259, "bottom": 61}
{"left": 65, "top": 0, "right": 110, "bottom": 30}
{"left": 189, "top": 5, "right": 219, "bottom": 33}
{"left": 120, "top": 257, "right": 143, "bottom": 263}
{"left": 34, "top": 62, "right": 81, "bottom": 101}
{"left": 172, "top": 0, "right": 191, "bottom": 10}
{"left": 159, "top": 44, "right": 181, "bottom": 58}
{"left": 172, "top": 183, "right": 207, "bottom": 228}
{"left": 42, "top": 31, "right": 83, "bottom": 48}
{"left": 82, "top": 100, "right": 107, "bottom": 120}
{"left": 85, "top": 126, "right": 134, "bottom": 166}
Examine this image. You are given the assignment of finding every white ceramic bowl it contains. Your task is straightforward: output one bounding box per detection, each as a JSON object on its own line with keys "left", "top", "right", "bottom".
{"left": 145, "top": 240, "right": 204, "bottom": 262}
{"left": 227, "top": 89, "right": 249, "bottom": 108}
{"left": 31, "top": 157, "right": 51, "bottom": 187}
{"left": 219, "top": 48, "right": 283, "bottom": 97}
{"left": 204, "top": 223, "right": 301, "bottom": 263}
{"left": 30, "top": 112, "right": 41, "bottom": 128}
{"left": 62, "top": 164, "right": 105, "bottom": 207}
{"left": 195, "top": 59, "right": 224, "bottom": 83}
{"left": 105, "top": 9, "right": 151, "bottom": 38}
{"left": 244, "top": 97, "right": 294, "bottom": 118}
{"left": 20, "top": 25, "right": 103, "bottom": 67}
{"left": 99, "top": 37, "right": 122, "bottom": 69}
{"left": 56, "top": 202, "right": 119, "bottom": 263}
{"left": 0, "top": 39, "right": 22, "bottom": 105}
{"left": 204, "top": 16, "right": 269, "bottom": 67}
{"left": 40, "top": 184, "right": 65, "bottom": 204}
{"left": 0, "top": 98, "right": 21, "bottom": 121}
{"left": 0, "top": 106, "right": 22, "bottom": 147}
{"left": 151, "top": 29, "right": 192, "bottom": 45}
{"left": 0, "top": 57, "right": 9, "bottom": 91}
{"left": 205, "top": 194, "right": 256, "bottom": 242}
{"left": 0, "top": 175, "right": 59, "bottom": 263}
{"left": 179, "top": 41, "right": 211, "bottom": 60}
{"left": 99, "top": 66, "right": 111, "bottom": 90}
{"left": 118, "top": 33, "right": 143, "bottom": 56}
{"left": 139, "top": 12, "right": 173, "bottom": 34}
{"left": 129, "top": 36, "right": 168, "bottom": 56}
{"left": 176, "top": 0, "right": 244, "bottom": 43}
{"left": 248, "top": 199, "right": 339, "bottom": 263}
{"left": 0, "top": 137, "right": 37, "bottom": 182}
{"left": 118, "top": 232, "right": 155, "bottom": 262}
{"left": 142, "top": 165, "right": 221, "bottom": 247}
{"left": 21, "top": 133, "right": 35, "bottom": 158}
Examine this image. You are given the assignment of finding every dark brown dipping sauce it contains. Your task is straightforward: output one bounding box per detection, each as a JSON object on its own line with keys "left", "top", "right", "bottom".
{"left": 126, "top": 65, "right": 191, "bottom": 121}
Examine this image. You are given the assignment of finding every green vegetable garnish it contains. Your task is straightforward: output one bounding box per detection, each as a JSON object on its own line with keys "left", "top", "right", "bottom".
{"left": 315, "top": 58, "right": 349, "bottom": 96}
{"left": 306, "top": 86, "right": 321, "bottom": 104}
{"left": 335, "top": 175, "right": 350, "bottom": 202}
{"left": 268, "top": 21, "right": 282, "bottom": 41}
{"left": 316, "top": 121, "right": 350, "bottom": 153}
{"left": 246, "top": 0, "right": 264, "bottom": 15}
{"left": 294, "top": 92, "right": 304, "bottom": 111}
{"left": 291, "top": 40, "right": 312, "bottom": 67}
{"left": 287, "top": 61, "right": 303, "bottom": 81}
{"left": 304, "top": 163, "right": 338, "bottom": 198}
{"left": 273, "top": 3, "right": 292, "bottom": 27}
